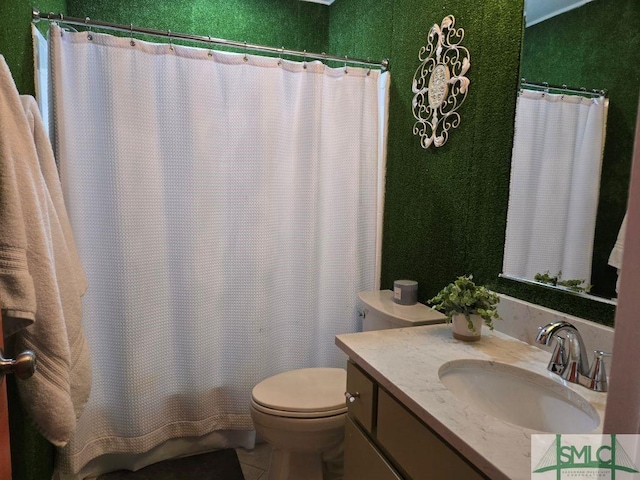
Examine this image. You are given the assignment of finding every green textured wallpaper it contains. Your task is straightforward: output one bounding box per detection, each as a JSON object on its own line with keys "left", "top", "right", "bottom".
{"left": 66, "top": 0, "right": 329, "bottom": 56}
{"left": 515, "top": 0, "right": 640, "bottom": 304}
{"left": 0, "top": 0, "right": 66, "bottom": 94}
{"left": 329, "top": 0, "right": 628, "bottom": 326}
{"left": 330, "top": 0, "right": 524, "bottom": 305}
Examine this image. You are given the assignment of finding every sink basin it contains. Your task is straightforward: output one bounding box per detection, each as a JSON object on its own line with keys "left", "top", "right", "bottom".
{"left": 438, "top": 359, "right": 600, "bottom": 433}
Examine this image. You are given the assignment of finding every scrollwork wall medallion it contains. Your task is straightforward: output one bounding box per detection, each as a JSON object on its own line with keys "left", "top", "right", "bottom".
{"left": 412, "top": 15, "right": 470, "bottom": 149}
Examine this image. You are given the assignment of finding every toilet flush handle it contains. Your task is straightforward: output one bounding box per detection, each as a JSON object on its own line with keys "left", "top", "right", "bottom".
{"left": 345, "top": 391, "right": 360, "bottom": 403}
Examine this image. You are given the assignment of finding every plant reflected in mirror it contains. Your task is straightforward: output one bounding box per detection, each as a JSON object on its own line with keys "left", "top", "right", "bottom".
{"left": 533, "top": 272, "right": 591, "bottom": 294}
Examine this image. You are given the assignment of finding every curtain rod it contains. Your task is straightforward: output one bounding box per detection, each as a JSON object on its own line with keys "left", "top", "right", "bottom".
{"left": 520, "top": 79, "right": 607, "bottom": 98}
{"left": 32, "top": 8, "right": 389, "bottom": 72}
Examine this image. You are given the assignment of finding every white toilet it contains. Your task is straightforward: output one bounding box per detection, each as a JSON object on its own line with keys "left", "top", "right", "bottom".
{"left": 250, "top": 290, "right": 446, "bottom": 480}
{"left": 250, "top": 368, "right": 347, "bottom": 480}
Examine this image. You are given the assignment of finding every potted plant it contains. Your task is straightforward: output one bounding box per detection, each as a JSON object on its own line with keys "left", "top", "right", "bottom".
{"left": 428, "top": 275, "right": 500, "bottom": 341}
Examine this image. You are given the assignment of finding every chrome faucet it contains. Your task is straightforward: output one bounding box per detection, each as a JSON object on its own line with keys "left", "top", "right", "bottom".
{"left": 535, "top": 321, "right": 610, "bottom": 392}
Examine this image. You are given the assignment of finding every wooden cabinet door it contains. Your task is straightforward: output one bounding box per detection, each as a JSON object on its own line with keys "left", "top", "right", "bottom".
{"left": 377, "top": 389, "right": 486, "bottom": 480}
{"left": 346, "top": 361, "right": 375, "bottom": 433}
{"left": 0, "top": 311, "right": 12, "bottom": 480}
{"left": 344, "top": 417, "right": 402, "bottom": 480}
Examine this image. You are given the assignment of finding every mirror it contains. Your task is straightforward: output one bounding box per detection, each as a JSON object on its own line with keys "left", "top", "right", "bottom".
{"left": 501, "top": 0, "right": 638, "bottom": 303}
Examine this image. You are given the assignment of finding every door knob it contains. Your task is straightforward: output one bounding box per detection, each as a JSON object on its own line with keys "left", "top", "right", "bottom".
{"left": 0, "top": 350, "right": 37, "bottom": 380}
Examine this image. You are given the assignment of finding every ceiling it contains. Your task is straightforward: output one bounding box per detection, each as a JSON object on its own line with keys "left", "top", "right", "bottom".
{"left": 525, "top": 0, "right": 595, "bottom": 27}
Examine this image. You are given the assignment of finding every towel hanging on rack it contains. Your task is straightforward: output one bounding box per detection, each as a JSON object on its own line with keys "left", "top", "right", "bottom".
{"left": 0, "top": 55, "right": 90, "bottom": 447}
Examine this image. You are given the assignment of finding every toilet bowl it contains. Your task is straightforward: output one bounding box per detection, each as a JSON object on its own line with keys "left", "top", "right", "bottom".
{"left": 251, "top": 291, "right": 445, "bottom": 479}
{"left": 250, "top": 368, "right": 347, "bottom": 480}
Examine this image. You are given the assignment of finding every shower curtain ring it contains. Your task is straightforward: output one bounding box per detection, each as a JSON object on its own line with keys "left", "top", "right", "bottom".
{"left": 243, "top": 41, "right": 248, "bottom": 62}
{"left": 303, "top": 50, "right": 307, "bottom": 69}
{"left": 208, "top": 36, "right": 213, "bottom": 57}
{"left": 344, "top": 55, "right": 348, "bottom": 74}
{"left": 278, "top": 47, "right": 284, "bottom": 66}
{"left": 168, "top": 30, "right": 174, "bottom": 51}
{"left": 129, "top": 23, "right": 135, "bottom": 46}
{"left": 85, "top": 17, "right": 93, "bottom": 41}
{"left": 367, "top": 57, "right": 371, "bottom": 76}
{"left": 320, "top": 52, "right": 328, "bottom": 70}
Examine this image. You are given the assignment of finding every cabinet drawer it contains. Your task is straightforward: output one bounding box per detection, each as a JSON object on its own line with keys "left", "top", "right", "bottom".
{"left": 344, "top": 416, "right": 402, "bottom": 480}
{"left": 346, "top": 361, "right": 375, "bottom": 433}
{"left": 377, "top": 389, "right": 485, "bottom": 480}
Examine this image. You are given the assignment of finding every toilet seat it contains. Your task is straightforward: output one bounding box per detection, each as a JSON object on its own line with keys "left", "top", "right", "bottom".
{"left": 251, "top": 368, "right": 347, "bottom": 419}
{"left": 251, "top": 398, "right": 347, "bottom": 419}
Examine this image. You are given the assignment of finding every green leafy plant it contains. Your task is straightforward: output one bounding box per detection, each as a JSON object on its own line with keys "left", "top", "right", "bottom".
{"left": 533, "top": 271, "right": 592, "bottom": 293}
{"left": 428, "top": 275, "right": 500, "bottom": 332}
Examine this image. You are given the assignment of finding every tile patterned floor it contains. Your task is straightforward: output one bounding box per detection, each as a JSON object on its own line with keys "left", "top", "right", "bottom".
{"left": 98, "top": 448, "right": 251, "bottom": 479}
{"left": 236, "top": 443, "right": 272, "bottom": 480}
{"left": 97, "top": 444, "right": 272, "bottom": 480}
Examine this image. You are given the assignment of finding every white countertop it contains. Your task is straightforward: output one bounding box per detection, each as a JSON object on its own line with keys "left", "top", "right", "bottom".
{"left": 335, "top": 324, "right": 607, "bottom": 480}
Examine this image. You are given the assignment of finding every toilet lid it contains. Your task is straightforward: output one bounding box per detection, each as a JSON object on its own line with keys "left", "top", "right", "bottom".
{"left": 252, "top": 368, "right": 347, "bottom": 414}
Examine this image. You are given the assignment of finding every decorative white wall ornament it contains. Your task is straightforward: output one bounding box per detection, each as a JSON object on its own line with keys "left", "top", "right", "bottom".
{"left": 412, "top": 15, "right": 471, "bottom": 149}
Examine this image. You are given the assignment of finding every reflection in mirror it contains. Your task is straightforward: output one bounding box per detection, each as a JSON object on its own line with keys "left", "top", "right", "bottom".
{"left": 502, "top": 85, "right": 608, "bottom": 297}
{"left": 501, "top": 0, "right": 639, "bottom": 304}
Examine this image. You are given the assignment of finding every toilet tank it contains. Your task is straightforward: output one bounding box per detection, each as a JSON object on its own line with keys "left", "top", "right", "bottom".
{"left": 358, "top": 290, "right": 447, "bottom": 331}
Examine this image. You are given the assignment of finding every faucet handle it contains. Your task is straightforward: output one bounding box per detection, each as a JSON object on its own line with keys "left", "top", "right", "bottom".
{"left": 585, "top": 351, "right": 611, "bottom": 392}
{"left": 547, "top": 335, "right": 566, "bottom": 374}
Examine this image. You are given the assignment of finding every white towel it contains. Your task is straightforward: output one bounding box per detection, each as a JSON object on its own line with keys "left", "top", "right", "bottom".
{"left": 0, "top": 55, "right": 90, "bottom": 447}
{"left": 609, "top": 213, "right": 628, "bottom": 294}
{"left": 608, "top": 213, "right": 628, "bottom": 270}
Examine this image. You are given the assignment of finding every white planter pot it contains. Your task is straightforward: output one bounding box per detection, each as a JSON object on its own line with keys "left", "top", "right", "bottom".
{"left": 451, "top": 314, "right": 483, "bottom": 342}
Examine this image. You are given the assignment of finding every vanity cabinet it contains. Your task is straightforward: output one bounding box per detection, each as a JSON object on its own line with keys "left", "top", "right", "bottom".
{"left": 344, "top": 361, "right": 487, "bottom": 480}
{"left": 344, "top": 417, "right": 401, "bottom": 480}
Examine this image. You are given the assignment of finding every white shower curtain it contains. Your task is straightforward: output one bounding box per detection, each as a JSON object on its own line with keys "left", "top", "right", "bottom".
{"left": 48, "top": 24, "right": 389, "bottom": 477}
{"left": 503, "top": 89, "right": 608, "bottom": 285}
